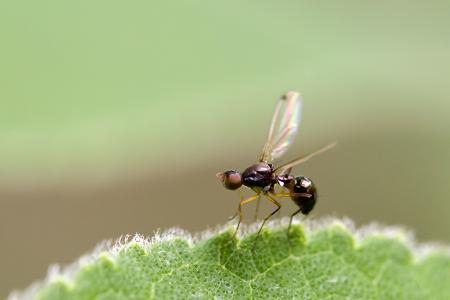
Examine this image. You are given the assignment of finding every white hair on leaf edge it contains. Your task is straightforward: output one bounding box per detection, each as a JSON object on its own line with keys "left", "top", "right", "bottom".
{"left": 8, "top": 217, "right": 450, "bottom": 300}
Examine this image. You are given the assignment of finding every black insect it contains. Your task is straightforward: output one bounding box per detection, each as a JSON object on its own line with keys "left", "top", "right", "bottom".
{"left": 216, "top": 91, "right": 335, "bottom": 244}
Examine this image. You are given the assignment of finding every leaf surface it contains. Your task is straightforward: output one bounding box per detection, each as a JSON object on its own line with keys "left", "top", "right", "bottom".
{"left": 14, "top": 220, "right": 450, "bottom": 300}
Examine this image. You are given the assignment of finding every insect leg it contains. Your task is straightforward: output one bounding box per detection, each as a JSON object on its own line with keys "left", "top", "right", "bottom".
{"left": 253, "top": 194, "right": 281, "bottom": 251}
{"left": 228, "top": 191, "right": 245, "bottom": 221}
{"left": 253, "top": 194, "right": 262, "bottom": 221}
{"left": 288, "top": 208, "right": 302, "bottom": 237}
{"left": 286, "top": 208, "right": 303, "bottom": 248}
{"left": 232, "top": 194, "right": 260, "bottom": 238}
{"left": 271, "top": 192, "right": 312, "bottom": 198}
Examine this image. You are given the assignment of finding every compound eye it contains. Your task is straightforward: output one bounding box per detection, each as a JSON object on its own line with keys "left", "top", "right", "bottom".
{"left": 217, "top": 170, "right": 243, "bottom": 190}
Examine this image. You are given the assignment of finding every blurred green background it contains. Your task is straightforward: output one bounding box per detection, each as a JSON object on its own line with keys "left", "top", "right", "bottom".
{"left": 1, "top": 0, "right": 450, "bottom": 297}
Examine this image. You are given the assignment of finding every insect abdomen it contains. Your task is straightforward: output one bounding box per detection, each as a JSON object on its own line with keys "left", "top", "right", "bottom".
{"left": 291, "top": 176, "right": 317, "bottom": 215}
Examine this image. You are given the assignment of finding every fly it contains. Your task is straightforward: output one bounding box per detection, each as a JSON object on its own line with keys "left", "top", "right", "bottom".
{"left": 216, "top": 91, "right": 336, "bottom": 246}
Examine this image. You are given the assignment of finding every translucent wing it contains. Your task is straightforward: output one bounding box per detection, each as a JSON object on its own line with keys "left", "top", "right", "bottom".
{"left": 274, "top": 142, "right": 337, "bottom": 175}
{"left": 259, "top": 91, "right": 302, "bottom": 162}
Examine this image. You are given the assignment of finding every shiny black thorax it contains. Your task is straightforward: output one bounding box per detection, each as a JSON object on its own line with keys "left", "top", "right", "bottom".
{"left": 242, "top": 162, "right": 274, "bottom": 192}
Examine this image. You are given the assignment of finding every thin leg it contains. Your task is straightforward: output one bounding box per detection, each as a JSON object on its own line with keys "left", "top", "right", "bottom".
{"left": 271, "top": 192, "right": 312, "bottom": 198}
{"left": 253, "top": 195, "right": 261, "bottom": 221}
{"left": 228, "top": 212, "right": 237, "bottom": 221}
{"left": 288, "top": 208, "right": 302, "bottom": 239}
{"left": 228, "top": 191, "right": 244, "bottom": 221}
{"left": 269, "top": 192, "right": 310, "bottom": 242}
{"left": 232, "top": 194, "right": 260, "bottom": 238}
{"left": 253, "top": 194, "right": 281, "bottom": 251}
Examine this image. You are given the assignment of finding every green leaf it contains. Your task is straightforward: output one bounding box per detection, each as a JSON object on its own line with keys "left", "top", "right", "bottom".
{"left": 11, "top": 219, "right": 450, "bottom": 300}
